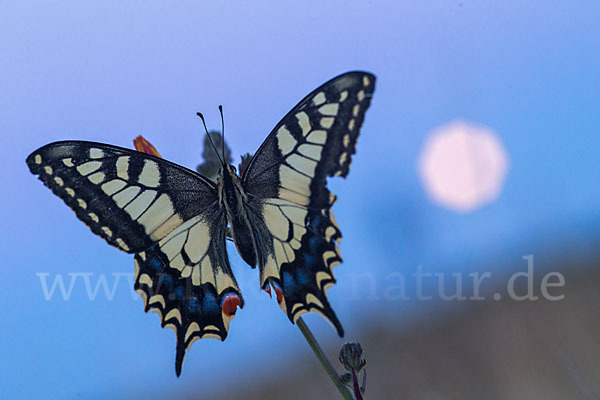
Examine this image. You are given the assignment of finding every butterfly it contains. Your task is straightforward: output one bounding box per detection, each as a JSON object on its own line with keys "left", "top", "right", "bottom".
{"left": 27, "top": 71, "right": 376, "bottom": 375}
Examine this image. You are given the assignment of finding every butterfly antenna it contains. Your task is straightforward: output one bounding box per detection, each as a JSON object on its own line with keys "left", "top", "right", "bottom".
{"left": 219, "top": 105, "right": 225, "bottom": 164}
{"left": 196, "top": 112, "right": 224, "bottom": 166}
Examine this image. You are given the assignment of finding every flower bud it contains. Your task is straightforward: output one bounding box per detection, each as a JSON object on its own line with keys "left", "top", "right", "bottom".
{"left": 339, "top": 342, "right": 366, "bottom": 373}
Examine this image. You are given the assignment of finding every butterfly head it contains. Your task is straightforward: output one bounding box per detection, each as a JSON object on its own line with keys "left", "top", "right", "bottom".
{"left": 218, "top": 164, "right": 238, "bottom": 180}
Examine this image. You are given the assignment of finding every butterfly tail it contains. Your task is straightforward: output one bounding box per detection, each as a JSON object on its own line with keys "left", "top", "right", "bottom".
{"left": 175, "top": 336, "right": 186, "bottom": 377}
{"left": 318, "top": 300, "right": 345, "bottom": 337}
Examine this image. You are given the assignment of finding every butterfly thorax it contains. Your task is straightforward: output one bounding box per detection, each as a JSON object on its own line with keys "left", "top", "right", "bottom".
{"left": 218, "top": 165, "right": 259, "bottom": 268}
{"left": 218, "top": 165, "right": 245, "bottom": 213}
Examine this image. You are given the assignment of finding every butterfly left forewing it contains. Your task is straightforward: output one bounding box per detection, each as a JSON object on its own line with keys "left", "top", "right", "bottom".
{"left": 241, "top": 71, "right": 375, "bottom": 335}
{"left": 27, "top": 141, "right": 218, "bottom": 252}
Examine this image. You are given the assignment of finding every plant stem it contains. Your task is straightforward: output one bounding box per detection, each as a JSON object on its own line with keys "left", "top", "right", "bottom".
{"left": 296, "top": 317, "right": 354, "bottom": 400}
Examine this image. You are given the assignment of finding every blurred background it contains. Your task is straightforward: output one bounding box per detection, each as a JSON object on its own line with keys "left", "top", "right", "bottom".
{"left": 1, "top": 1, "right": 599, "bottom": 399}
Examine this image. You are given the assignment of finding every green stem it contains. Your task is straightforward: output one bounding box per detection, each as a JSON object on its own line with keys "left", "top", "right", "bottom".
{"left": 296, "top": 317, "right": 354, "bottom": 400}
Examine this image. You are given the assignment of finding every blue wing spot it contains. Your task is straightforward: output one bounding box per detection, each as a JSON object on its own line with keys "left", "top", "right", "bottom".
{"left": 282, "top": 269, "right": 309, "bottom": 293}
{"left": 282, "top": 271, "right": 296, "bottom": 293}
{"left": 187, "top": 296, "right": 200, "bottom": 313}
{"left": 296, "top": 268, "right": 310, "bottom": 285}
{"left": 149, "top": 257, "right": 163, "bottom": 272}
{"left": 159, "top": 274, "right": 174, "bottom": 290}
{"left": 202, "top": 291, "right": 220, "bottom": 314}
{"left": 303, "top": 252, "right": 317, "bottom": 268}
{"left": 308, "top": 235, "right": 321, "bottom": 253}
{"left": 174, "top": 285, "right": 185, "bottom": 301}
{"left": 310, "top": 215, "right": 322, "bottom": 232}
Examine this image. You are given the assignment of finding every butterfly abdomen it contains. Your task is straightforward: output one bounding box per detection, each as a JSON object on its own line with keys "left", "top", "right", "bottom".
{"left": 230, "top": 213, "right": 258, "bottom": 267}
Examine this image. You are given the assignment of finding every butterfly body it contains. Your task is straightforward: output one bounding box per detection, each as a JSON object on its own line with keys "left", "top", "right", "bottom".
{"left": 27, "top": 71, "right": 375, "bottom": 375}
{"left": 218, "top": 164, "right": 260, "bottom": 268}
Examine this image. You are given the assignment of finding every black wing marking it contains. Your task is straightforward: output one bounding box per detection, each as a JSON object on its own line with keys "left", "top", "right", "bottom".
{"left": 26, "top": 141, "right": 217, "bottom": 252}
{"left": 134, "top": 202, "right": 243, "bottom": 376}
{"left": 27, "top": 141, "right": 243, "bottom": 375}
{"left": 241, "top": 71, "right": 376, "bottom": 335}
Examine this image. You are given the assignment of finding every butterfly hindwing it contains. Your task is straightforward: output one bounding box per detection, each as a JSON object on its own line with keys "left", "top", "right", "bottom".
{"left": 134, "top": 203, "right": 243, "bottom": 376}
{"left": 254, "top": 197, "right": 344, "bottom": 333}
{"left": 242, "top": 71, "right": 375, "bottom": 334}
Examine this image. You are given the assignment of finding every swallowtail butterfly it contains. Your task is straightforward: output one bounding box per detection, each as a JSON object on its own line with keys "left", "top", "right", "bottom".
{"left": 27, "top": 71, "right": 376, "bottom": 375}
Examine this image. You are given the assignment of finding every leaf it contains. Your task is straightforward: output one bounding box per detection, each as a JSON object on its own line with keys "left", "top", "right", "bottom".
{"left": 339, "top": 342, "right": 366, "bottom": 373}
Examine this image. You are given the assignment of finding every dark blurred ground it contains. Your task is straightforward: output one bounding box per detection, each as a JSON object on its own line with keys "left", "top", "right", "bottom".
{"left": 201, "top": 253, "right": 600, "bottom": 400}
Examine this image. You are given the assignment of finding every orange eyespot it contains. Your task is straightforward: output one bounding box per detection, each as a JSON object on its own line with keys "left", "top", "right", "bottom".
{"left": 221, "top": 293, "right": 242, "bottom": 316}
{"left": 274, "top": 285, "right": 284, "bottom": 304}
{"left": 264, "top": 281, "right": 284, "bottom": 304}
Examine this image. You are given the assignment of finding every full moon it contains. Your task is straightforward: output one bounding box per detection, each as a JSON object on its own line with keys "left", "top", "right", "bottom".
{"left": 418, "top": 120, "right": 509, "bottom": 213}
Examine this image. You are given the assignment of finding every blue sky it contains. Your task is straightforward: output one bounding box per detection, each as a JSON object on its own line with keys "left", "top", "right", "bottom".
{"left": 1, "top": 1, "right": 599, "bottom": 398}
